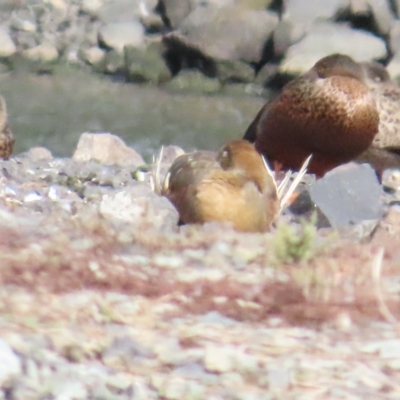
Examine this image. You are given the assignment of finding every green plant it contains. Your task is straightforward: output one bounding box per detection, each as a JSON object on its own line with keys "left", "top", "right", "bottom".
{"left": 273, "top": 215, "right": 317, "bottom": 264}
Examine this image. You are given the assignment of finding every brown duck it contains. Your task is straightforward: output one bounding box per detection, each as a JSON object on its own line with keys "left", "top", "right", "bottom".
{"left": 356, "top": 62, "right": 400, "bottom": 175}
{"left": 0, "top": 96, "right": 14, "bottom": 159}
{"left": 162, "top": 140, "right": 279, "bottom": 232}
{"left": 244, "top": 54, "right": 380, "bottom": 177}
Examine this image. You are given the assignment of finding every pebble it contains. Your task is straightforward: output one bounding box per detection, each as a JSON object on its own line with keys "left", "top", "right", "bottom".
{"left": 0, "top": 339, "right": 21, "bottom": 386}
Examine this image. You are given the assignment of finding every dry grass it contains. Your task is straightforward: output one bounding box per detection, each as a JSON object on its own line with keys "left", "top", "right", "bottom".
{"left": 1, "top": 208, "right": 400, "bottom": 327}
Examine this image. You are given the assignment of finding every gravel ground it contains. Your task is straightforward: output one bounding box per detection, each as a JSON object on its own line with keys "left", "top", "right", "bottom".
{"left": 0, "top": 145, "right": 400, "bottom": 399}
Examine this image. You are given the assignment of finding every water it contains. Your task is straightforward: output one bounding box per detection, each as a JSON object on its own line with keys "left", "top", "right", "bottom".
{"left": 1, "top": 68, "right": 267, "bottom": 161}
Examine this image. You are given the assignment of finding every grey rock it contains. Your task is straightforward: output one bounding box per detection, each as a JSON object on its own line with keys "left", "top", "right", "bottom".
{"left": 73, "top": 132, "right": 145, "bottom": 167}
{"left": 280, "top": 21, "right": 387, "bottom": 75}
{"left": 0, "top": 25, "right": 16, "bottom": 57}
{"left": 124, "top": 42, "right": 172, "bottom": 84}
{"left": 175, "top": 5, "right": 279, "bottom": 63}
{"left": 159, "top": 0, "right": 236, "bottom": 29}
{"left": 98, "top": 21, "right": 145, "bottom": 53}
{"left": 282, "top": 0, "right": 348, "bottom": 26}
{"left": 309, "top": 163, "right": 384, "bottom": 228}
{"left": 158, "top": 0, "right": 194, "bottom": 28}
{"left": 0, "top": 339, "right": 21, "bottom": 386}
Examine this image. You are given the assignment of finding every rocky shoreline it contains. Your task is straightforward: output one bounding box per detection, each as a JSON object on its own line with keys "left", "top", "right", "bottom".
{"left": 1, "top": 0, "right": 399, "bottom": 94}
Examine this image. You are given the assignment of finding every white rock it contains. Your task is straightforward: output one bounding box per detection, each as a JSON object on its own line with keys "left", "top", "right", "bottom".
{"left": 0, "top": 339, "right": 21, "bottom": 386}
{"left": 0, "top": 25, "right": 16, "bottom": 57}
{"left": 22, "top": 43, "right": 59, "bottom": 62}
{"left": 73, "top": 133, "right": 144, "bottom": 167}
{"left": 280, "top": 22, "right": 387, "bottom": 75}
{"left": 98, "top": 22, "right": 145, "bottom": 52}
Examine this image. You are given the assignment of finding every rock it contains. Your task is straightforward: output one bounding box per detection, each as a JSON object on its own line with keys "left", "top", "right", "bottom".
{"left": 0, "top": 339, "right": 21, "bottom": 386}
{"left": 140, "top": 13, "right": 166, "bottom": 33}
{"left": 274, "top": 0, "right": 345, "bottom": 58}
{"left": 98, "top": 21, "right": 145, "bottom": 53}
{"left": 366, "top": 0, "right": 395, "bottom": 35}
{"left": 10, "top": 17, "right": 36, "bottom": 33}
{"left": 215, "top": 60, "right": 255, "bottom": 83}
{"left": 173, "top": 5, "right": 279, "bottom": 63}
{"left": 389, "top": 19, "right": 400, "bottom": 55}
{"left": 282, "top": 0, "right": 347, "bottom": 25}
{"left": 387, "top": 54, "right": 400, "bottom": 80}
{"left": 159, "top": 0, "right": 255, "bottom": 30}
{"left": 102, "top": 49, "right": 125, "bottom": 74}
{"left": 102, "top": 335, "right": 156, "bottom": 369}
{"left": 382, "top": 169, "right": 400, "bottom": 192}
{"left": 79, "top": 46, "right": 105, "bottom": 66}
{"left": 45, "top": 0, "right": 68, "bottom": 10}
{"left": 73, "top": 133, "right": 145, "bottom": 167}
{"left": 309, "top": 163, "right": 384, "bottom": 228}
{"left": 237, "top": 0, "right": 273, "bottom": 9}
{"left": 80, "top": 0, "right": 103, "bottom": 17}
{"left": 204, "top": 345, "right": 234, "bottom": 373}
{"left": 99, "top": 184, "right": 179, "bottom": 231}
{"left": 157, "top": 0, "right": 192, "bottom": 28}
{"left": 0, "top": 25, "right": 16, "bottom": 57}
{"left": 98, "top": 0, "right": 158, "bottom": 23}
{"left": 361, "top": 339, "right": 400, "bottom": 358}
{"left": 254, "top": 62, "right": 280, "bottom": 86}
{"left": 165, "top": 70, "right": 221, "bottom": 93}
{"left": 388, "top": 20, "right": 400, "bottom": 79}
{"left": 279, "top": 22, "right": 387, "bottom": 75}
{"left": 18, "top": 147, "right": 53, "bottom": 162}
{"left": 272, "top": 19, "right": 307, "bottom": 57}
{"left": 52, "top": 380, "right": 88, "bottom": 400}
{"left": 158, "top": 145, "right": 185, "bottom": 164}
{"left": 124, "top": 43, "right": 172, "bottom": 84}
{"left": 21, "top": 43, "right": 59, "bottom": 63}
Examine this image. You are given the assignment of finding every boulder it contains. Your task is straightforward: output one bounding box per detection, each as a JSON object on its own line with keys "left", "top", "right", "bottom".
{"left": 279, "top": 22, "right": 387, "bottom": 75}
